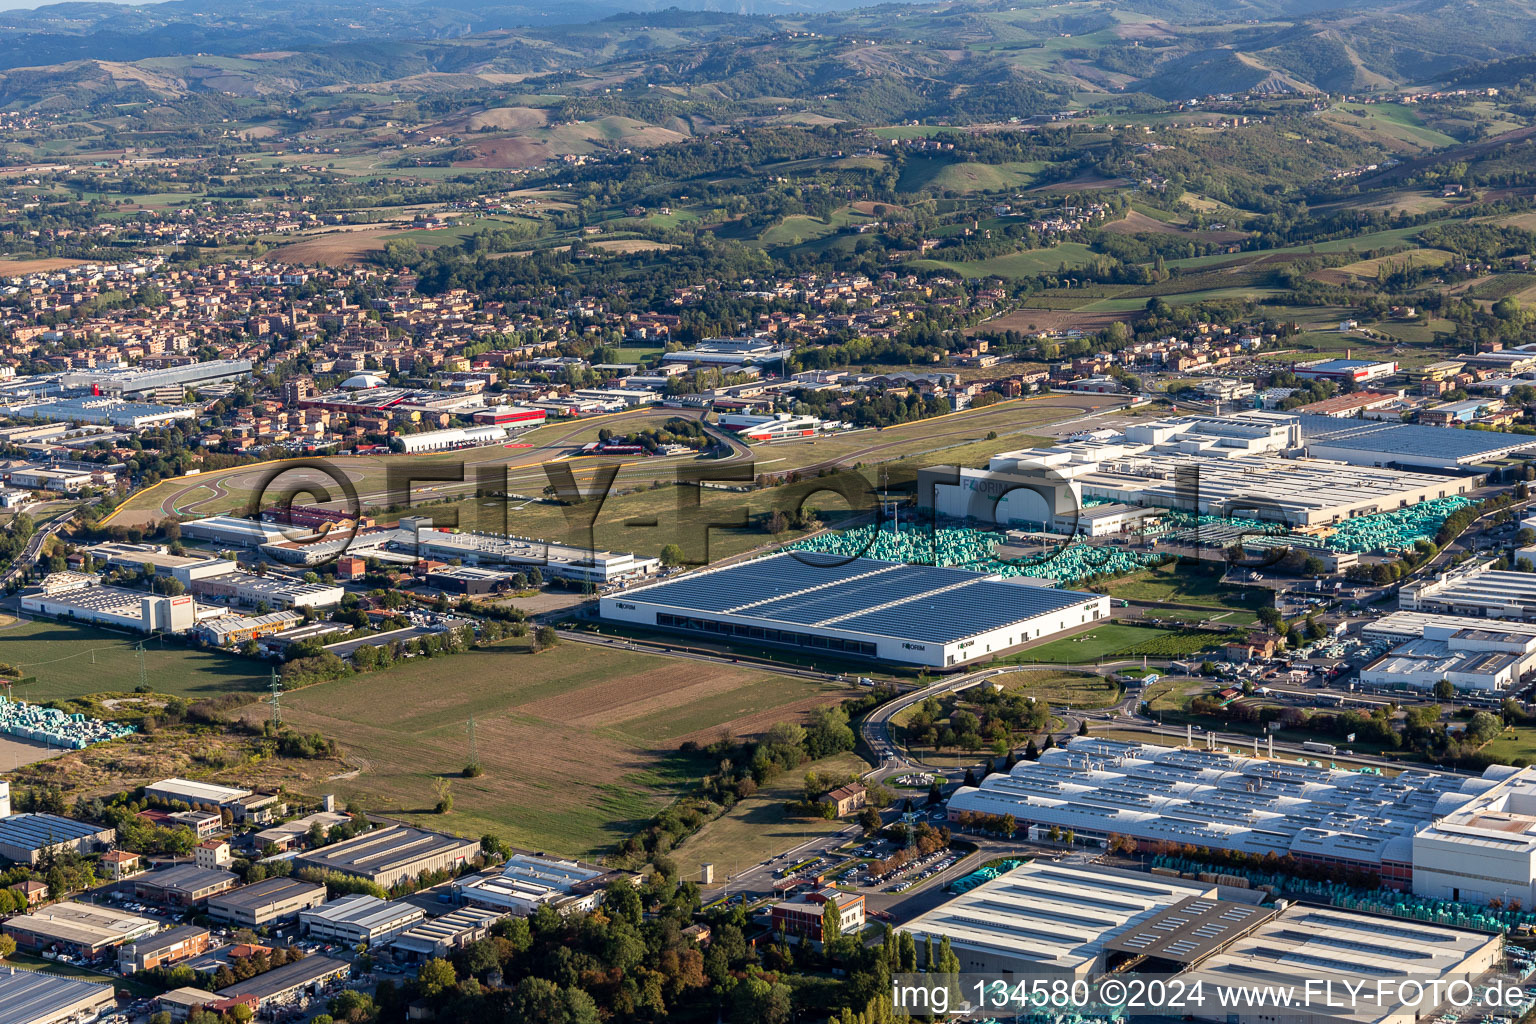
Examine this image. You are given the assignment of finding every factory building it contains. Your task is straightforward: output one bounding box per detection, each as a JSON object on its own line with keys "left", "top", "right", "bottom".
{"left": 0, "top": 813, "right": 115, "bottom": 865}
{"left": 395, "top": 423, "right": 522, "bottom": 454}
{"left": 0, "top": 396, "right": 198, "bottom": 430}
{"left": 403, "top": 524, "right": 660, "bottom": 585}
{"left": 1180, "top": 905, "right": 1501, "bottom": 1024}
{"left": 254, "top": 517, "right": 661, "bottom": 582}
{"left": 600, "top": 552, "right": 1110, "bottom": 668}
{"left": 206, "top": 877, "right": 327, "bottom": 928}
{"left": 0, "top": 970, "right": 115, "bottom": 1024}
{"left": 299, "top": 895, "right": 425, "bottom": 948}
{"left": 387, "top": 907, "right": 505, "bottom": 964}
{"left": 8, "top": 467, "right": 95, "bottom": 491}
{"left": 20, "top": 577, "right": 196, "bottom": 634}
{"left": 179, "top": 515, "right": 293, "bottom": 548}
{"left": 1363, "top": 611, "right": 1536, "bottom": 643}
{"left": 946, "top": 737, "right": 1524, "bottom": 892}
{"left": 452, "top": 853, "right": 624, "bottom": 916}
{"left": 1360, "top": 628, "right": 1536, "bottom": 692}
{"left": 923, "top": 412, "right": 1480, "bottom": 529}
{"left": 215, "top": 955, "right": 350, "bottom": 1013}
{"left": 1293, "top": 357, "right": 1398, "bottom": 383}
{"left": 144, "top": 777, "right": 283, "bottom": 823}
{"left": 717, "top": 411, "right": 825, "bottom": 440}
{"left": 133, "top": 865, "right": 241, "bottom": 907}
{"left": 899, "top": 863, "right": 1226, "bottom": 978}
{"left": 190, "top": 571, "right": 343, "bottom": 610}
{"left": 660, "top": 337, "right": 792, "bottom": 367}
{"left": 1415, "top": 764, "right": 1536, "bottom": 906}
{"left": 425, "top": 565, "right": 517, "bottom": 595}
{"left": 118, "top": 925, "right": 212, "bottom": 975}
{"left": 86, "top": 542, "right": 238, "bottom": 585}
{"left": 293, "top": 824, "right": 481, "bottom": 889}
{"left": 2, "top": 902, "right": 157, "bottom": 958}
{"left": 1295, "top": 413, "right": 1535, "bottom": 470}
{"left": 60, "top": 359, "right": 253, "bottom": 397}
{"left": 899, "top": 862, "right": 1502, "bottom": 1024}
{"left": 1401, "top": 562, "right": 1536, "bottom": 620}
{"left": 192, "top": 610, "right": 304, "bottom": 647}
{"left": 770, "top": 888, "right": 865, "bottom": 944}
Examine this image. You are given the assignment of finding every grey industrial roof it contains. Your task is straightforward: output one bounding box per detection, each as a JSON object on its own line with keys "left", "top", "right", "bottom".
{"left": 0, "top": 813, "right": 107, "bottom": 851}
{"left": 391, "top": 906, "right": 504, "bottom": 951}
{"left": 948, "top": 737, "right": 1475, "bottom": 863}
{"left": 300, "top": 894, "right": 421, "bottom": 929}
{"left": 0, "top": 968, "right": 112, "bottom": 1024}
{"left": 1295, "top": 413, "right": 1533, "bottom": 462}
{"left": 296, "top": 824, "right": 478, "bottom": 878}
{"left": 1101, "top": 896, "right": 1275, "bottom": 963}
{"left": 617, "top": 553, "right": 1098, "bottom": 645}
{"left": 216, "top": 954, "right": 348, "bottom": 1001}
{"left": 127, "top": 924, "right": 208, "bottom": 956}
{"left": 137, "top": 864, "right": 239, "bottom": 894}
{"left": 207, "top": 876, "right": 324, "bottom": 912}
{"left": 898, "top": 862, "right": 1214, "bottom": 971}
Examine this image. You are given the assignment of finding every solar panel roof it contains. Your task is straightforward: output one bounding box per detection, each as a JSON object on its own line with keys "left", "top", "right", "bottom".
{"left": 621, "top": 552, "right": 883, "bottom": 613}
{"left": 1294, "top": 414, "right": 1533, "bottom": 461}
{"left": 0, "top": 813, "right": 104, "bottom": 850}
{"left": 622, "top": 553, "right": 1097, "bottom": 645}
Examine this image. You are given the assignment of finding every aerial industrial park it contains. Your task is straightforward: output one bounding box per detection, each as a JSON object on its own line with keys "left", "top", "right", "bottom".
{"left": 11, "top": 319, "right": 1536, "bottom": 1024}
{"left": 14, "top": 1, "right": 1536, "bottom": 1020}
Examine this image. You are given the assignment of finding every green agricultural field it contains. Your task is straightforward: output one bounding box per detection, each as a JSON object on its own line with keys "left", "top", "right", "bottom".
{"left": 1166, "top": 224, "right": 1427, "bottom": 271}
{"left": 0, "top": 618, "right": 270, "bottom": 702}
{"left": 1004, "top": 624, "right": 1225, "bottom": 664}
{"left": 1329, "top": 103, "right": 1460, "bottom": 150}
{"left": 897, "top": 156, "right": 1048, "bottom": 193}
{"left": 1080, "top": 286, "right": 1284, "bottom": 311}
{"left": 108, "top": 396, "right": 1110, "bottom": 540}
{"left": 910, "top": 242, "right": 1097, "bottom": 279}
{"left": 1465, "top": 274, "right": 1536, "bottom": 301}
{"left": 1366, "top": 317, "right": 1457, "bottom": 346}
{"left": 870, "top": 125, "right": 952, "bottom": 139}
{"left": 274, "top": 637, "right": 855, "bottom": 857}
{"left": 758, "top": 208, "right": 872, "bottom": 246}
{"left": 1112, "top": 563, "right": 1263, "bottom": 618}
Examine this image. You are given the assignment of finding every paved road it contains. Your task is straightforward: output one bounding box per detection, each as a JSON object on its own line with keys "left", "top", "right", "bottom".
{"left": 859, "top": 667, "right": 1020, "bottom": 781}
{"left": 0, "top": 510, "right": 74, "bottom": 589}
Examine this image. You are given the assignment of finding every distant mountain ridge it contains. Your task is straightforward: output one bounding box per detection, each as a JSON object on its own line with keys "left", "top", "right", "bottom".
{"left": 0, "top": 0, "right": 1534, "bottom": 115}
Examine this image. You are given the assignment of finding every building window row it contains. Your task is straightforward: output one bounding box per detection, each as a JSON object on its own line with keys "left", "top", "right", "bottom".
{"left": 655, "top": 613, "right": 878, "bottom": 658}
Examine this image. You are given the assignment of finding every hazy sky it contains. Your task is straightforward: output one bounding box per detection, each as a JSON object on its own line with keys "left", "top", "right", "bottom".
{"left": 0, "top": 0, "right": 164, "bottom": 9}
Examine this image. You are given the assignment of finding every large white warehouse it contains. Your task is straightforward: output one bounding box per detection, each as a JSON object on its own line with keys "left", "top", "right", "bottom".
{"left": 600, "top": 552, "right": 1109, "bottom": 668}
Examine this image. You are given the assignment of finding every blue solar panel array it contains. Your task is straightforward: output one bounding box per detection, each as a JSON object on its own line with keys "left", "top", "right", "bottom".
{"left": 626, "top": 552, "right": 880, "bottom": 613}
{"left": 1295, "top": 414, "right": 1533, "bottom": 461}
{"left": 835, "top": 579, "right": 1088, "bottom": 644}
{"left": 745, "top": 564, "right": 961, "bottom": 625}
{"left": 0, "top": 812, "right": 103, "bottom": 851}
{"left": 626, "top": 554, "right": 1095, "bottom": 644}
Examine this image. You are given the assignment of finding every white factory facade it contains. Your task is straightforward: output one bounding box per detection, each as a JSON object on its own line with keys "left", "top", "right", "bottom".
{"left": 1402, "top": 561, "right": 1536, "bottom": 620}
{"left": 948, "top": 737, "right": 1536, "bottom": 903}
{"left": 1359, "top": 625, "right": 1536, "bottom": 692}
{"left": 21, "top": 576, "right": 196, "bottom": 633}
{"left": 1414, "top": 765, "right": 1536, "bottom": 906}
